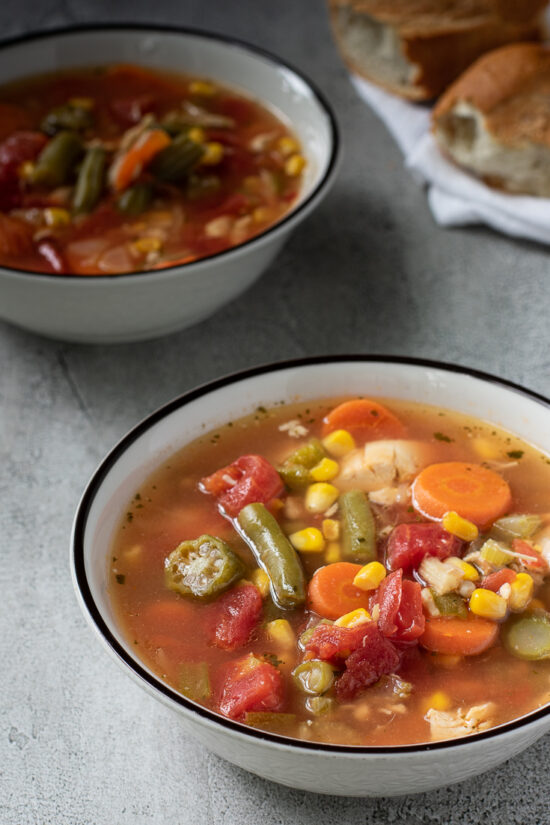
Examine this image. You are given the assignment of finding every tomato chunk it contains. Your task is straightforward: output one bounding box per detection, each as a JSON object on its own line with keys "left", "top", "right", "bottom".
{"left": 208, "top": 584, "right": 263, "bottom": 650}
{"left": 386, "top": 522, "right": 462, "bottom": 572}
{"left": 375, "top": 570, "right": 425, "bottom": 641}
{"left": 335, "top": 623, "right": 401, "bottom": 701}
{"left": 304, "top": 622, "right": 370, "bottom": 665}
{"left": 219, "top": 655, "right": 284, "bottom": 719}
{"left": 200, "top": 454, "right": 284, "bottom": 518}
{"left": 482, "top": 568, "right": 517, "bottom": 592}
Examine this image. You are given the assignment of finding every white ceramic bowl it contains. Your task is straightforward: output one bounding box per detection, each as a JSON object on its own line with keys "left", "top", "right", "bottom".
{"left": 0, "top": 25, "right": 339, "bottom": 343}
{"left": 71, "top": 356, "right": 550, "bottom": 796}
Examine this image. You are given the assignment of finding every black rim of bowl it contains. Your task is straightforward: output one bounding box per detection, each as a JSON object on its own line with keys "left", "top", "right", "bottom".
{"left": 0, "top": 22, "right": 340, "bottom": 281}
{"left": 72, "top": 355, "right": 550, "bottom": 753}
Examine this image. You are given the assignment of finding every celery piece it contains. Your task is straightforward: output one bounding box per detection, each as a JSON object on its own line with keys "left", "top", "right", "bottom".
{"left": 179, "top": 662, "right": 211, "bottom": 701}
{"left": 503, "top": 613, "right": 550, "bottom": 660}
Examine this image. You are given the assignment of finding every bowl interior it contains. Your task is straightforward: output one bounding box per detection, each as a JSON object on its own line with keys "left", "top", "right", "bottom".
{"left": 0, "top": 27, "right": 334, "bottom": 205}
{"left": 76, "top": 358, "right": 550, "bottom": 725}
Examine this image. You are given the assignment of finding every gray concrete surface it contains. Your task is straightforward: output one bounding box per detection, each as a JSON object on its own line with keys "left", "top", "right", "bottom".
{"left": 2, "top": 2, "right": 550, "bottom": 823}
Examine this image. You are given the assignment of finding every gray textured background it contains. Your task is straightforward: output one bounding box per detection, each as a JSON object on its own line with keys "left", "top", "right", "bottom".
{"left": 2, "top": 2, "right": 550, "bottom": 823}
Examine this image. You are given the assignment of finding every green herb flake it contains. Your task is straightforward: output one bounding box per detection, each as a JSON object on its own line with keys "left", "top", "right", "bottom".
{"left": 507, "top": 450, "right": 524, "bottom": 460}
{"left": 115, "top": 574, "right": 126, "bottom": 585}
{"left": 434, "top": 432, "right": 453, "bottom": 443}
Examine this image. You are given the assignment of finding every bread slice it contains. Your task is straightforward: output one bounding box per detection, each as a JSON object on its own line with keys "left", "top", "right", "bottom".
{"left": 329, "top": 0, "right": 546, "bottom": 101}
{"left": 433, "top": 43, "right": 550, "bottom": 196}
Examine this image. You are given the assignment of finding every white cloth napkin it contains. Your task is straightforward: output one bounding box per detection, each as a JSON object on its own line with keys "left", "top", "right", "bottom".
{"left": 352, "top": 74, "right": 550, "bottom": 245}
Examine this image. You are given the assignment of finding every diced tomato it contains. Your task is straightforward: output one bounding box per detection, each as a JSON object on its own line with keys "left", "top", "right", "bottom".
{"left": 386, "top": 522, "right": 462, "bottom": 572}
{"left": 304, "top": 622, "right": 370, "bottom": 666}
{"left": 0, "top": 214, "right": 33, "bottom": 258}
{"left": 482, "top": 568, "right": 517, "bottom": 592}
{"left": 109, "top": 94, "right": 156, "bottom": 126}
{"left": 200, "top": 454, "right": 284, "bottom": 518}
{"left": 218, "top": 655, "right": 284, "bottom": 719}
{"left": 335, "top": 623, "right": 401, "bottom": 701}
{"left": 208, "top": 584, "right": 263, "bottom": 650}
{"left": 375, "top": 570, "right": 425, "bottom": 641}
{"left": 512, "top": 539, "right": 547, "bottom": 570}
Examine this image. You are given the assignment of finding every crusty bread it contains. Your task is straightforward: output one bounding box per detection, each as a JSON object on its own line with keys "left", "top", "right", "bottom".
{"left": 433, "top": 43, "right": 550, "bottom": 196}
{"left": 329, "top": 0, "right": 546, "bottom": 101}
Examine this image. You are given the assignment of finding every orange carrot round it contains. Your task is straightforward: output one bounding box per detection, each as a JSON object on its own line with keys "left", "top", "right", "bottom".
{"left": 322, "top": 399, "right": 405, "bottom": 443}
{"left": 420, "top": 615, "right": 499, "bottom": 656}
{"left": 110, "top": 128, "right": 171, "bottom": 192}
{"left": 307, "top": 562, "right": 371, "bottom": 620}
{"left": 412, "top": 461, "right": 512, "bottom": 528}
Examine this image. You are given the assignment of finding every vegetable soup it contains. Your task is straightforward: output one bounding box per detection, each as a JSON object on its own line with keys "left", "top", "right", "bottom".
{"left": 109, "top": 397, "right": 550, "bottom": 746}
{"left": 0, "top": 65, "right": 304, "bottom": 274}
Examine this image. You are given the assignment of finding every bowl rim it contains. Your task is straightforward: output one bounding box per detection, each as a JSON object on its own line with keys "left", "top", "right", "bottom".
{"left": 71, "top": 354, "right": 550, "bottom": 753}
{"left": 0, "top": 22, "right": 340, "bottom": 282}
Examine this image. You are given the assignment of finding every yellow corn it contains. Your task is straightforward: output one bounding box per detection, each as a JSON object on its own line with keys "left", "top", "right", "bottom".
{"left": 266, "top": 619, "right": 295, "bottom": 647}
{"left": 442, "top": 511, "right": 479, "bottom": 542}
{"left": 445, "top": 556, "right": 480, "bottom": 582}
{"left": 277, "top": 136, "right": 299, "bottom": 156}
{"left": 424, "top": 691, "right": 452, "bottom": 713}
{"left": 353, "top": 561, "right": 386, "bottom": 591}
{"left": 189, "top": 80, "right": 217, "bottom": 96}
{"left": 471, "top": 437, "right": 502, "bottom": 461}
{"left": 69, "top": 96, "right": 94, "bottom": 109}
{"left": 480, "top": 539, "right": 513, "bottom": 567}
{"left": 508, "top": 572, "right": 534, "bottom": 611}
{"left": 289, "top": 527, "right": 325, "bottom": 553}
{"left": 322, "top": 429, "right": 356, "bottom": 458}
{"left": 310, "top": 458, "right": 340, "bottom": 482}
{"left": 325, "top": 542, "right": 341, "bottom": 563}
{"left": 469, "top": 588, "right": 507, "bottom": 620}
{"left": 44, "top": 207, "right": 71, "bottom": 228}
{"left": 284, "top": 154, "right": 306, "bottom": 176}
{"left": 334, "top": 608, "right": 371, "bottom": 628}
{"left": 201, "top": 141, "right": 224, "bottom": 166}
{"left": 322, "top": 518, "right": 340, "bottom": 541}
{"left": 132, "top": 237, "right": 162, "bottom": 255}
{"left": 187, "top": 126, "right": 206, "bottom": 144}
{"left": 305, "top": 482, "right": 339, "bottom": 514}
{"left": 250, "top": 568, "right": 271, "bottom": 598}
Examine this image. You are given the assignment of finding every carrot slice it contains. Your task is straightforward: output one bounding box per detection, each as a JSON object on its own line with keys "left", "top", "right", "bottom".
{"left": 110, "top": 128, "right": 171, "bottom": 192}
{"left": 412, "top": 461, "right": 512, "bottom": 529}
{"left": 420, "top": 615, "right": 498, "bottom": 656}
{"left": 322, "top": 399, "right": 405, "bottom": 442}
{"left": 307, "top": 562, "right": 372, "bottom": 620}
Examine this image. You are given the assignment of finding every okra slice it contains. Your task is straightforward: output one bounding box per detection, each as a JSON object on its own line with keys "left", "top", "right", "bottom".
{"left": 31, "top": 131, "right": 83, "bottom": 188}
{"left": 340, "top": 490, "right": 376, "bottom": 563}
{"left": 73, "top": 147, "right": 107, "bottom": 214}
{"left": 503, "top": 613, "right": 550, "bottom": 660}
{"left": 165, "top": 534, "right": 244, "bottom": 599}
{"left": 179, "top": 661, "right": 211, "bottom": 701}
{"left": 237, "top": 503, "right": 306, "bottom": 609}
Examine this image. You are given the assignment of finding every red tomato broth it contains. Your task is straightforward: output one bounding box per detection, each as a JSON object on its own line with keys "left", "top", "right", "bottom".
{"left": 109, "top": 398, "right": 550, "bottom": 746}
{"left": 0, "top": 65, "right": 305, "bottom": 275}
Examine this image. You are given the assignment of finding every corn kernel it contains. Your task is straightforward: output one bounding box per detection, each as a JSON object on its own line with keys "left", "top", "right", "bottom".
{"left": 445, "top": 556, "right": 480, "bottom": 582}
{"left": 509, "top": 572, "right": 534, "bottom": 611}
{"left": 189, "top": 80, "right": 217, "bottom": 96}
{"left": 69, "top": 96, "right": 94, "bottom": 110}
{"left": 334, "top": 608, "right": 371, "bottom": 628}
{"left": 322, "top": 518, "right": 340, "bottom": 541}
{"left": 266, "top": 618, "right": 295, "bottom": 647}
{"left": 187, "top": 126, "right": 206, "bottom": 144}
{"left": 469, "top": 588, "right": 507, "bottom": 620}
{"left": 277, "top": 136, "right": 299, "bottom": 156}
{"left": 353, "top": 561, "right": 386, "bottom": 591}
{"left": 322, "top": 429, "right": 356, "bottom": 458}
{"left": 19, "top": 161, "right": 35, "bottom": 180}
{"left": 424, "top": 691, "right": 452, "bottom": 713}
{"left": 480, "top": 539, "right": 513, "bottom": 567}
{"left": 310, "top": 457, "right": 340, "bottom": 482}
{"left": 305, "top": 482, "right": 339, "bottom": 514}
{"left": 442, "top": 510, "right": 479, "bottom": 542}
{"left": 285, "top": 154, "right": 306, "bottom": 176}
{"left": 250, "top": 568, "right": 270, "bottom": 598}
{"left": 201, "top": 141, "right": 224, "bottom": 166}
{"left": 132, "top": 237, "right": 162, "bottom": 255}
{"left": 44, "top": 207, "right": 71, "bottom": 228}
{"left": 325, "top": 542, "right": 341, "bottom": 563}
{"left": 289, "top": 527, "right": 325, "bottom": 553}
{"left": 471, "top": 437, "right": 502, "bottom": 461}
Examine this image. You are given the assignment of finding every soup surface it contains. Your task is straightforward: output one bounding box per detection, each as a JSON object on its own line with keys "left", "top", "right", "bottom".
{"left": 110, "top": 397, "right": 550, "bottom": 746}
{"left": 0, "top": 65, "right": 304, "bottom": 274}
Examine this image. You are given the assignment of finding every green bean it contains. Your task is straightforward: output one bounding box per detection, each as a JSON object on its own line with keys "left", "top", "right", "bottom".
{"left": 503, "top": 613, "right": 550, "bottom": 660}
{"left": 292, "top": 660, "right": 334, "bottom": 695}
{"left": 41, "top": 102, "right": 94, "bottom": 136}
{"left": 31, "top": 131, "right": 83, "bottom": 188}
{"left": 72, "top": 147, "right": 107, "bottom": 214}
{"left": 339, "top": 490, "right": 376, "bottom": 563}
{"left": 279, "top": 438, "right": 325, "bottom": 491}
{"left": 179, "top": 661, "right": 211, "bottom": 701}
{"left": 237, "top": 503, "right": 306, "bottom": 609}
{"left": 116, "top": 182, "right": 153, "bottom": 216}
{"left": 165, "top": 534, "right": 244, "bottom": 599}
{"left": 149, "top": 133, "right": 204, "bottom": 183}
{"left": 431, "top": 590, "right": 467, "bottom": 618}
{"left": 491, "top": 514, "right": 542, "bottom": 543}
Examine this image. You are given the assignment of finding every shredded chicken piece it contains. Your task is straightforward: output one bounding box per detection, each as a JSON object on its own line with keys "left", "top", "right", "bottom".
{"left": 368, "top": 484, "right": 410, "bottom": 507}
{"left": 426, "top": 703, "right": 495, "bottom": 741}
{"left": 278, "top": 419, "right": 309, "bottom": 439}
{"left": 338, "top": 440, "right": 433, "bottom": 493}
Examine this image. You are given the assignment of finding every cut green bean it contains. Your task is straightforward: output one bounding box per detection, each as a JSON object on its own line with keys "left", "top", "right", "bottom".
{"left": 149, "top": 133, "right": 204, "bottom": 182}
{"left": 237, "top": 503, "right": 306, "bottom": 609}
{"left": 503, "top": 613, "right": 550, "bottom": 660}
{"left": 292, "top": 660, "right": 334, "bottom": 695}
{"left": 431, "top": 590, "right": 467, "bottom": 618}
{"left": 179, "top": 661, "right": 211, "bottom": 701}
{"left": 165, "top": 534, "right": 244, "bottom": 600}
{"left": 41, "top": 102, "right": 94, "bottom": 136}
{"left": 340, "top": 490, "right": 376, "bottom": 563}
{"left": 117, "top": 182, "right": 153, "bottom": 216}
{"left": 31, "top": 131, "right": 83, "bottom": 187}
{"left": 73, "top": 147, "right": 107, "bottom": 214}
